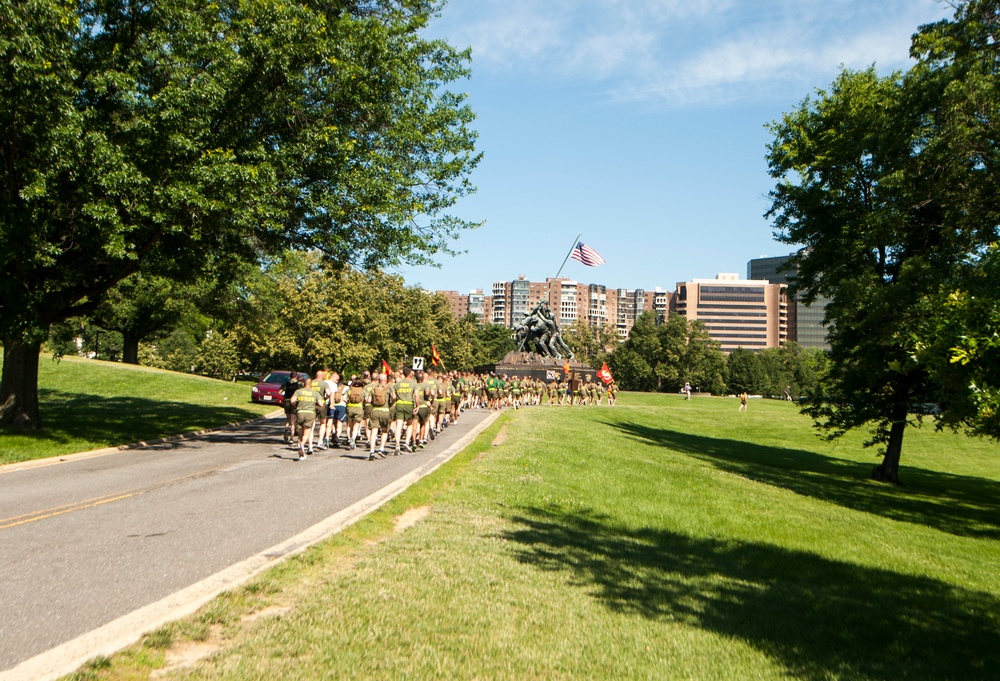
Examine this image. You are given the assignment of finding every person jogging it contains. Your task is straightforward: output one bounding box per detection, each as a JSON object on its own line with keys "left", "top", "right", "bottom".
{"left": 393, "top": 367, "right": 420, "bottom": 453}
{"left": 366, "top": 373, "right": 395, "bottom": 460}
{"left": 281, "top": 372, "right": 303, "bottom": 444}
{"left": 290, "top": 377, "right": 322, "bottom": 460}
{"left": 345, "top": 378, "right": 366, "bottom": 450}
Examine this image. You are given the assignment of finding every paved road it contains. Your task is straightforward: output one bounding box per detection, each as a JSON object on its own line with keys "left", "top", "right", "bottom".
{"left": 0, "top": 408, "right": 497, "bottom": 677}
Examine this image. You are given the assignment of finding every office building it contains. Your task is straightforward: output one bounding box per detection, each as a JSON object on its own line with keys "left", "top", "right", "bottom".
{"left": 672, "top": 273, "right": 788, "bottom": 352}
{"left": 747, "top": 254, "right": 831, "bottom": 351}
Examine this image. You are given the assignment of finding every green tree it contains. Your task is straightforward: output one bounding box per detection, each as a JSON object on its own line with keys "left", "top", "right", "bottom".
{"left": 610, "top": 312, "right": 659, "bottom": 392}
{"left": 145, "top": 329, "right": 200, "bottom": 374}
{"left": 46, "top": 320, "right": 87, "bottom": 359}
{"left": 607, "top": 313, "right": 727, "bottom": 394}
{"left": 756, "top": 347, "right": 791, "bottom": 398}
{"left": 912, "top": 244, "right": 1000, "bottom": 438}
{"left": 904, "top": 2, "right": 1000, "bottom": 441}
{"left": 657, "top": 315, "right": 727, "bottom": 394}
{"left": 564, "top": 319, "right": 618, "bottom": 370}
{"left": 46, "top": 320, "right": 123, "bottom": 361}
{"left": 90, "top": 274, "right": 193, "bottom": 365}
{"left": 766, "top": 1, "right": 1000, "bottom": 482}
{"left": 607, "top": 345, "right": 655, "bottom": 392}
{"left": 726, "top": 348, "right": 767, "bottom": 395}
{"left": 768, "top": 68, "right": 932, "bottom": 483}
{"left": 223, "top": 251, "right": 475, "bottom": 376}
{"left": 195, "top": 331, "right": 242, "bottom": 381}
{"left": 757, "top": 343, "right": 829, "bottom": 400}
{"left": 1, "top": 0, "right": 480, "bottom": 428}
{"left": 469, "top": 323, "right": 516, "bottom": 367}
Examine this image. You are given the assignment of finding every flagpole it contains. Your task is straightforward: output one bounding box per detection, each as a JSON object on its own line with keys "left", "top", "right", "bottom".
{"left": 554, "top": 233, "right": 583, "bottom": 279}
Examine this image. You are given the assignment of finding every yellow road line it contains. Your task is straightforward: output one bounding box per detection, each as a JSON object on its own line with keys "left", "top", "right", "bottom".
{"left": 0, "top": 492, "right": 143, "bottom": 530}
{"left": 0, "top": 467, "right": 225, "bottom": 531}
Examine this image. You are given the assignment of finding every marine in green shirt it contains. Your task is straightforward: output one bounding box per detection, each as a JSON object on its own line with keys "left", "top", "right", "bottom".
{"left": 393, "top": 367, "right": 420, "bottom": 453}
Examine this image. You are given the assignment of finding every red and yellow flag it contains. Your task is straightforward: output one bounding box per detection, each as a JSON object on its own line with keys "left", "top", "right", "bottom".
{"left": 381, "top": 359, "right": 393, "bottom": 376}
{"left": 431, "top": 344, "right": 442, "bottom": 367}
{"left": 563, "top": 361, "right": 571, "bottom": 375}
{"left": 597, "top": 362, "right": 614, "bottom": 385}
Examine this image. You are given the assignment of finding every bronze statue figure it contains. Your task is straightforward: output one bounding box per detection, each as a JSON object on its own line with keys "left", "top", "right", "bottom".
{"left": 512, "top": 302, "right": 574, "bottom": 359}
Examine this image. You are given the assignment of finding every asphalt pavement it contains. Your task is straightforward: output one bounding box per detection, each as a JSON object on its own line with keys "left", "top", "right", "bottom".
{"left": 0, "top": 407, "right": 499, "bottom": 680}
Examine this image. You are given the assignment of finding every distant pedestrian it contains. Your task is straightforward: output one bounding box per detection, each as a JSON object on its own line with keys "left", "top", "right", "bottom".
{"left": 683, "top": 381, "right": 692, "bottom": 400}
{"left": 738, "top": 391, "right": 748, "bottom": 412}
{"left": 784, "top": 385, "right": 792, "bottom": 401}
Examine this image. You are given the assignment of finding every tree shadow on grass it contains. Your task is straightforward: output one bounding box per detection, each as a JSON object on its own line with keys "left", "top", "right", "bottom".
{"left": 17, "top": 389, "right": 269, "bottom": 449}
{"left": 504, "top": 506, "right": 1000, "bottom": 680}
{"left": 605, "top": 420, "right": 1000, "bottom": 541}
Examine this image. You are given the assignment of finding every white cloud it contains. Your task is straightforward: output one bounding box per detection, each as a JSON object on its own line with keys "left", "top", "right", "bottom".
{"left": 436, "top": 0, "right": 951, "bottom": 106}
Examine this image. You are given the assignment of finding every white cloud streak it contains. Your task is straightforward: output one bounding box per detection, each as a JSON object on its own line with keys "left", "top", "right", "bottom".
{"left": 436, "top": 0, "right": 951, "bottom": 106}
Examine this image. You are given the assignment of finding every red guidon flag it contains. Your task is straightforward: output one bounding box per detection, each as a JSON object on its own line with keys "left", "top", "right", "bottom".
{"left": 431, "top": 344, "right": 442, "bottom": 367}
{"left": 381, "top": 359, "right": 393, "bottom": 376}
{"left": 597, "top": 362, "right": 614, "bottom": 385}
{"left": 563, "top": 361, "right": 571, "bottom": 374}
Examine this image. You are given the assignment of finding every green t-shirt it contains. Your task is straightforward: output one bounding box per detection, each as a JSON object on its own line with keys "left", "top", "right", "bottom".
{"left": 292, "top": 387, "right": 320, "bottom": 412}
{"left": 395, "top": 377, "right": 418, "bottom": 404}
{"left": 416, "top": 380, "right": 434, "bottom": 403}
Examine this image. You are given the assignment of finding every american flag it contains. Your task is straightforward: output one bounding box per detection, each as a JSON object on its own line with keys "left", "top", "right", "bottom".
{"left": 570, "top": 241, "right": 606, "bottom": 267}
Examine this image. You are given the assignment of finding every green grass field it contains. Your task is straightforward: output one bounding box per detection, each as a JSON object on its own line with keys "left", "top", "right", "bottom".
{"left": 70, "top": 392, "right": 1000, "bottom": 680}
{"left": 0, "top": 356, "right": 275, "bottom": 464}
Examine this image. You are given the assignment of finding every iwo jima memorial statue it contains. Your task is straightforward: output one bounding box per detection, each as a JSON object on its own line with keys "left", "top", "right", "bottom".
{"left": 479, "top": 301, "right": 589, "bottom": 382}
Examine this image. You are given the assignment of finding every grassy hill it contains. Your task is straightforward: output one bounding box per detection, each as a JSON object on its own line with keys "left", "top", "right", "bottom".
{"left": 78, "top": 393, "right": 1000, "bottom": 680}
{"left": 0, "top": 356, "right": 276, "bottom": 464}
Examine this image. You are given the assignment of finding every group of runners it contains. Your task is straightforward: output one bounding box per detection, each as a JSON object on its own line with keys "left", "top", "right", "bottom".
{"left": 279, "top": 367, "right": 620, "bottom": 461}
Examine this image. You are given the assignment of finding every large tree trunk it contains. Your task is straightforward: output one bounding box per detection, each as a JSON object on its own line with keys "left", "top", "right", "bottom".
{"left": 121, "top": 332, "right": 140, "bottom": 365}
{"left": 0, "top": 340, "right": 42, "bottom": 430}
{"left": 872, "top": 384, "right": 909, "bottom": 484}
{"left": 872, "top": 419, "right": 905, "bottom": 484}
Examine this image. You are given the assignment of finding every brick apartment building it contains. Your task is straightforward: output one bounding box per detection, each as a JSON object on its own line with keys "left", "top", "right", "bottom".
{"left": 437, "top": 277, "right": 672, "bottom": 340}
{"left": 437, "top": 267, "right": 806, "bottom": 352}
{"left": 435, "top": 289, "right": 492, "bottom": 323}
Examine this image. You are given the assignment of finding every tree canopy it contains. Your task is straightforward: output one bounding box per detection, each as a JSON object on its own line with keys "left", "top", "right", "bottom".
{"left": 0, "top": 0, "right": 480, "bottom": 427}
{"left": 766, "top": 0, "right": 1000, "bottom": 482}
{"left": 217, "top": 251, "right": 469, "bottom": 376}
{"left": 608, "top": 312, "right": 726, "bottom": 394}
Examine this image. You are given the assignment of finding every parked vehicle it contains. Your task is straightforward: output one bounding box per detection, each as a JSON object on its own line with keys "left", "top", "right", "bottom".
{"left": 251, "top": 371, "right": 296, "bottom": 404}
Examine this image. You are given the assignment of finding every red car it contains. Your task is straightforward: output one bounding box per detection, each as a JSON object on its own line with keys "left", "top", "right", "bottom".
{"left": 250, "top": 371, "right": 299, "bottom": 405}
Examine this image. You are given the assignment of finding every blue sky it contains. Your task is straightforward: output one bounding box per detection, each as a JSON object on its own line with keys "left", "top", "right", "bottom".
{"left": 396, "top": 0, "right": 953, "bottom": 294}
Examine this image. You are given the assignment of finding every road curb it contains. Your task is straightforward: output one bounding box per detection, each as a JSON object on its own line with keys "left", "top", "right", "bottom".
{"left": 0, "top": 410, "right": 503, "bottom": 681}
{"left": 0, "top": 410, "right": 285, "bottom": 475}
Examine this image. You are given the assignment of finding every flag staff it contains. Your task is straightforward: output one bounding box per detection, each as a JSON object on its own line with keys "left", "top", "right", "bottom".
{"left": 554, "top": 233, "right": 583, "bottom": 279}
